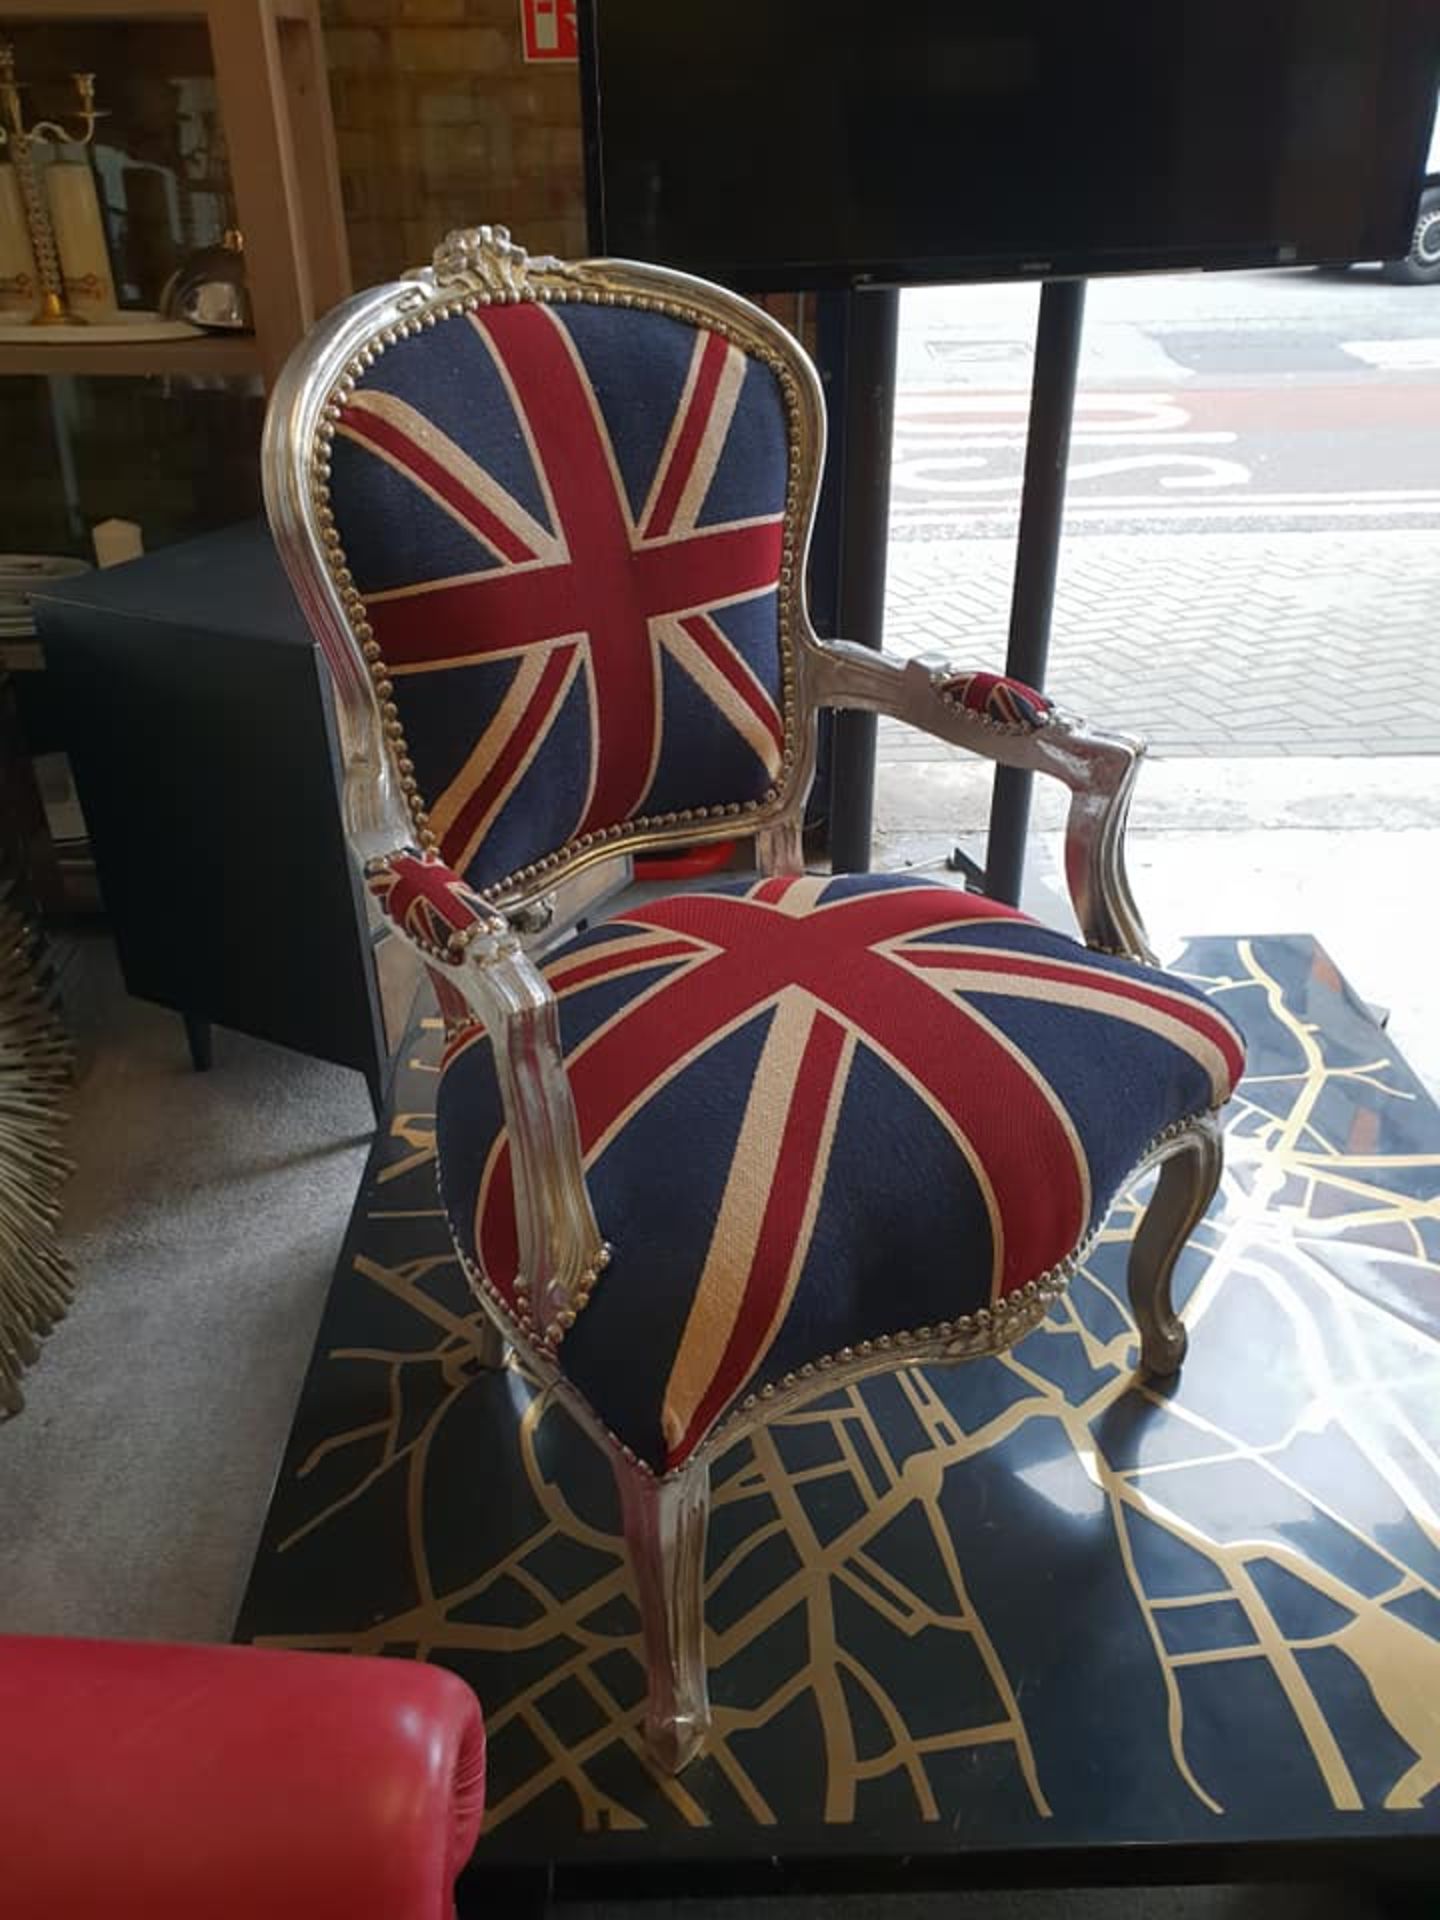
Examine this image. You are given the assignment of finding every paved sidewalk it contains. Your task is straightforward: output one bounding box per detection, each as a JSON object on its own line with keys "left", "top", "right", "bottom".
{"left": 881, "top": 527, "right": 1440, "bottom": 759}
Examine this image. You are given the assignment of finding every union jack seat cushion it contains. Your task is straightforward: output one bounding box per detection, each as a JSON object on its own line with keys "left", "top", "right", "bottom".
{"left": 325, "top": 298, "right": 790, "bottom": 896}
{"left": 436, "top": 873, "right": 1245, "bottom": 1473}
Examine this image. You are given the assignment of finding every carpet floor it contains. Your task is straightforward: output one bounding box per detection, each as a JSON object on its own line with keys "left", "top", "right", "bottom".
{"left": 0, "top": 938, "right": 373, "bottom": 1643}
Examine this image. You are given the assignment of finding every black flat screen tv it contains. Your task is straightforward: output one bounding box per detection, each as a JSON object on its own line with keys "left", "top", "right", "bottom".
{"left": 580, "top": 0, "right": 1440, "bottom": 290}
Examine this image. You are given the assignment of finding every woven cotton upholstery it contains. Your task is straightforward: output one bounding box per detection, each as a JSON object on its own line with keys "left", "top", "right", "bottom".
{"left": 325, "top": 299, "right": 790, "bottom": 895}
{"left": 938, "top": 670, "right": 1052, "bottom": 730}
{"left": 436, "top": 872, "right": 1245, "bottom": 1472}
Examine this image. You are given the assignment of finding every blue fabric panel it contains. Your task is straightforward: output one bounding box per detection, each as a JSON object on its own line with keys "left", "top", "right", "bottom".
{"left": 560, "top": 1012, "right": 775, "bottom": 1469}
{"left": 708, "top": 590, "right": 783, "bottom": 706}
{"left": 391, "top": 656, "right": 518, "bottom": 809}
{"left": 696, "top": 355, "right": 788, "bottom": 529}
{"left": 964, "top": 989, "right": 1218, "bottom": 1230}
{"left": 760, "top": 1038, "right": 997, "bottom": 1387}
{"left": 645, "top": 644, "right": 774, "bottom": 817}
{"left": 437, "top": 953, "right": 696, "bottom": 1272}
{"left": 361, "top": 313, "right": 554, "bottom": 534}
{"left": 554, "top": 303, "right": 697, "bottom": 524}
{"left": 329, "top": 429, "right": 499, "bottom": 598}
{"left": 463, "top": 666, "right": 593, "bottom": 891}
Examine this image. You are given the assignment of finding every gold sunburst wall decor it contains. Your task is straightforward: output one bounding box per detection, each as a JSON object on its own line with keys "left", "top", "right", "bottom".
{"left": 0, "top": 875, "right": 74, "bottom": 1414}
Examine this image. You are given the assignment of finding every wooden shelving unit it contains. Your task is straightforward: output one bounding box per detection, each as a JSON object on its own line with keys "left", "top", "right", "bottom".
{"left": 0, "top": 0, "right": 349, "bottom": 387}
{"left": 0, "top": 331, "right": 263, "bottom": 379}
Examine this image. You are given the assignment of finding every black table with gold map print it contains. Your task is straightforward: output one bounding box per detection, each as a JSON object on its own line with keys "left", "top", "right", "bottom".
{"left": 236, "top": 934, "right": 1440, "bottom": 1898}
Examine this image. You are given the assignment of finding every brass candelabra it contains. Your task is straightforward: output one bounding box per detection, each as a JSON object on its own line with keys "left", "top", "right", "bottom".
{"left": 0, "top": 40, "right": 104, "bottom": 326}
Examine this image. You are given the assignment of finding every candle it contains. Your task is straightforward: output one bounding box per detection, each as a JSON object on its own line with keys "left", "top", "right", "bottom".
{"left": 44, "top": 154, "right": 117, "bottom": 319}
{"left": 0, "top": 164, "right": 39, "bottom": 317}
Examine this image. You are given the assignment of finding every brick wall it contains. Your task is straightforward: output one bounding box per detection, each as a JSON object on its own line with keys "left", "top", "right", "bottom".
{"left": 322, "top": 0, "right": 586, "bottom": 290}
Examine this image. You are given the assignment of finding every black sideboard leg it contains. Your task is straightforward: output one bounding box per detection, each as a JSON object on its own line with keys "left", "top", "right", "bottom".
{"left": 1376, "top": 1884, "right": 1438, "bottom": 1919}
{"left": 364, "top": 1061, "right": 387, "bottom": 1125}
{"left": 182, "top": 1013, "right": 214, "bottom": 1073}
{"left": 458, "top": 1863, "right": 550, "bottom": 1918}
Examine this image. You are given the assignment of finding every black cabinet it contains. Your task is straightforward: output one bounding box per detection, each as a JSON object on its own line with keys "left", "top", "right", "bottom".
{"left": 35, "top": 521, "right": 388, "bottom": 1113}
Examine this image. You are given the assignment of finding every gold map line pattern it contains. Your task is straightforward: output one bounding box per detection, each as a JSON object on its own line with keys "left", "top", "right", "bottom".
{"left": 252, "top": 940, "right": 1440, "bottom": 1833}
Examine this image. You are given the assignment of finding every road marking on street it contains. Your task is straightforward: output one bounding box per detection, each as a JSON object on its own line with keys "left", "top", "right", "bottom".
{"left": 894, "top": 452, "right": 1253, "bottom": 495}
{"left": 894, "top": 391, "right": 1252, "bottom": 497}
{"left": 899, "top": 390, "right": 1194, "bottom": 429}
{"left": 898, "top": 487, "right": 1440, "bottom": 511}
{"left": 1342, "top": 339, "right": 1440, "bottom": 371}
{"left": 893, "top": 494, "right": 1440, "bottom": 526}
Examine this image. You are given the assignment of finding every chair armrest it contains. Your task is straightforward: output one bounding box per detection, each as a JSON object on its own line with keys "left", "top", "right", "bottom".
{"left": 365, "top": 848, "right": 607, "bottom": 1343}
{"left": 0, "top": 1635, "right": 484, "bottom": 1920}
{"left": 808, "top": 641, "right": 1155, "bottom": 961}
{"left": 365, "top": 843, "right": 509, "bottom": 962}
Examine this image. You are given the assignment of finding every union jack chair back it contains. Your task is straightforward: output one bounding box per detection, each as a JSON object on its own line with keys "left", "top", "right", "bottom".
{"left": 265, "top": 226, "right": 1245, "bottom": 1775}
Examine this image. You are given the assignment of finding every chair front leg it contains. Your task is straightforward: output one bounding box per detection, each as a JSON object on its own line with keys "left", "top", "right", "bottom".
{"left": 613, "top": 1454, "right": 711, "bottom": 1774}
{"left": 1128, "top": 1113, "right": 1224, "bottom": 1375}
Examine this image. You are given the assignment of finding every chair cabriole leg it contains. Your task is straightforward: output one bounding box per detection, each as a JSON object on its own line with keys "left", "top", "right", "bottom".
{"left": 1128, "top": 1112, "right": 1224, "bottom": 1375}
{"left": 613, "top": 1452, "right": 711, "bottom": 1773}
{"left": 472, "top": 1310, "right": 509, "bottom": 1371}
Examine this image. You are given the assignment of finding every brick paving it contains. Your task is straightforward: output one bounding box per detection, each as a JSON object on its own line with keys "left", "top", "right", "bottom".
{"left": 880, "top": 529, "right": 1440, "bottom": 759}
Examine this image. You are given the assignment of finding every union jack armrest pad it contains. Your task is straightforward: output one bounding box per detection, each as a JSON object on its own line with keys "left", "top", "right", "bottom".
{"left": 931, "top": 668, "right": 1053, "bottom": 732}
{"left": 365, "top": 848, "right": 505, "bottom": 963}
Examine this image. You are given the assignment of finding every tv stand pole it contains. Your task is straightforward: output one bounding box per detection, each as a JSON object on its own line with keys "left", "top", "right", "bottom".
{"left": 826, "top": 285, "right": 900, "bottom": 874}
{"left": 982, "top": 276, "right": 1088, "bottom": 906}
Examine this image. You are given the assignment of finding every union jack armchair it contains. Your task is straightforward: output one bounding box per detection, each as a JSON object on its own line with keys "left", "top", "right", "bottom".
{"left": 264, "top": 225, "right": 1244, "bottom": 1774}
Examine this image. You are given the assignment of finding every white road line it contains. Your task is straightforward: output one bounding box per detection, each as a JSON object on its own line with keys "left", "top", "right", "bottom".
{"left": 894, "top": 430, "right": 1240, "bottom": 447}
{"left": 896, "top": 487, "right": 1440, "bottom": 510}
{"left": 895, "top": 499, "right": 1440, "bottom": 524}
{"left": 1342, "top": 339, "right": 1440, "bottom": 371}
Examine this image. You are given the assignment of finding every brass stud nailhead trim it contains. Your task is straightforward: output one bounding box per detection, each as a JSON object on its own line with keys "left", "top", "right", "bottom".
{"left": 929, "top": 667, "right": 1054, "bottom": 737}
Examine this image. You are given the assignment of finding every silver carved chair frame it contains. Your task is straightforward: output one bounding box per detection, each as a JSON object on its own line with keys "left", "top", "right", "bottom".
{"left": 264, "top": 226, "right": 1226, "bottom": 1774}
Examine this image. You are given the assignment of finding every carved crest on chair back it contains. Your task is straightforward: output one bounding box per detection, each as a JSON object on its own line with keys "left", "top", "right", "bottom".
{"left": 290, "top": 225, "right": 823, "bottom": 910}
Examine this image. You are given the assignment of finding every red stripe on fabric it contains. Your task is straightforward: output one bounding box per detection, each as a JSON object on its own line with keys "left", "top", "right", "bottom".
{"left": 367, "top": 519, "right": 784, "bottom": 671}
{"left": 646, "top": 332, "right": 731, "bottom": 538}
{"left": 594, "top": 889, "right": 1084, "bottom": 1296}
{"left": 387, "top": 856, "right": 476, "bottom": 932}
{"left": 669, "top": 1009, "right": 849, "bottom": 1465}
{"left": 477, "top": 1139, "right": 520, "bottom": 1305}
{"left": 436, "top": 980, "right": 483, "bottom": 1060}
{"left": 957, "top": 674, "right": 998, "bottom": 712}
{"left": 340, "top": 406, "right": 535, "bottom": 564}
{"left": 366, "top": 564, "right": 581, "bottom": 667}
{"left": 632, "top": 519, "right": 783, "bottom": 622}
{"left": 904, "top": 946, "right": 1245, "bottom": 1086}
{"left": 632, "top": 882, "right": 1026, "bottom": 949}
{"left": 804, "top": 949, "right": 1082, "bottom": 1297}
{"left": 438, "top": 646, "right": 577, "bottom": 871}
{"left": 680, "top": 613, "right": 785, "bottom": 751}
{"left": 473, "top": 305, "right": 662, "bottom": 825}
{"left": 547, "top": 936, "right": 700, "bottom": 996}
{"left": 753, "top": 877, "right": 794, "bottom": 905}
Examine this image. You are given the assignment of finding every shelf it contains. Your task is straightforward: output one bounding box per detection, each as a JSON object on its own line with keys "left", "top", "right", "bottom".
{"left": 0, "top": 0, "right": 348, "bottom": 390}
{"left": 0, "top": 332, "right": 262, "bottom": 379}
{"left": 1, "top": 0, "right": 208, "bottom": 17}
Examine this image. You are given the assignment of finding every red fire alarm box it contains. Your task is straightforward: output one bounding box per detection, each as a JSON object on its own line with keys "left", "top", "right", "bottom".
{"left": 521, "top": 0, "right": 577, "bottom": 62}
